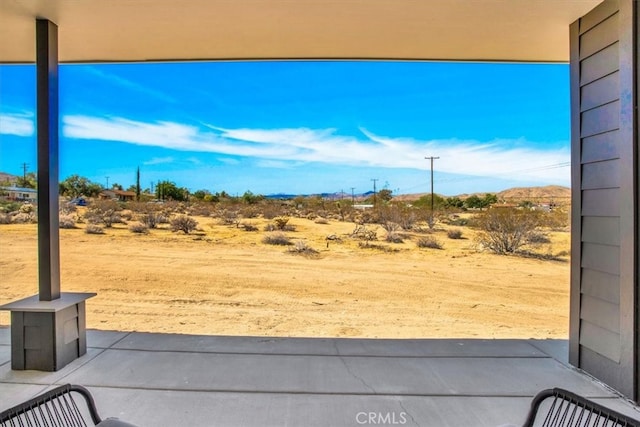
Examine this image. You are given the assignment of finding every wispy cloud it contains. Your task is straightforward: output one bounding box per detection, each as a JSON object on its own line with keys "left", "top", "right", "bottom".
{"left": 0, "top": 113, "right": 34, "bottom": 137}
{"left": 62, "top": 115, "right": 569, "bottom": 183}
{"left": 83, "top": 67, "right": 176, "bottom": 103}
{"left": 143, "top": 157, "right": 174, "bottom": 165}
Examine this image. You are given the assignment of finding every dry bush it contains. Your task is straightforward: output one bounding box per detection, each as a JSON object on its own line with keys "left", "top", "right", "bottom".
{"left": 527, "top": 232, "right": 551, "bottom": 244}
{"left": 350, "top": 224, "right": 378, "bottom": 241}
{"left": 170, "top": 215, "right": 198, "bottom": 234}
{"left": 382, "top": 222, "right": 404, "bottom": 243}
{"left": 288, "top": 241, "right": 320, "bottom": 257}
{"left": 273, "top": 216, "right": 290, "bottom": 230}
{"left": 60, "top": 202, "right": 77, "bottom": 215}
{"left": 12, "top": 212, "right": 36, "bottom": 224}
{"left": 262, "top": 232, "right": 292, "bottom": 246}
{"left": 417, "top": 236, "right": 443, "bottom": 249}
{"left": 240, "top": 222, "right": 259, "bottom": 232}
{"left": 85, "top": 224, "right": 104, "bottom": 234}
{"left": 59, "top": 214, "right": 77, "bottom": 229}
{"left": 19, "top": 203, "right": 35, "bottom": 214}
{"left": 0, "top": 213, "right": 11, "bottom": 224}
{"left": 85, "top": 200, "right": 121, "bottom": 228}
{"left": 358, "top": 242, "right": 401, "bottom": 253}
{"left": 314, "top": 217, "right": 329, "bottom": 224}
{"left": 475, "top": 208, "right": 542, "bottom": 254}
{"left": 120, "top": 209, "right": 134, "bottom": 221}
{"left": 129, "top": 222, "right": 149, "bottom": 234}
{"left": 447, "top": 229, "right": 463, "bottom": 239}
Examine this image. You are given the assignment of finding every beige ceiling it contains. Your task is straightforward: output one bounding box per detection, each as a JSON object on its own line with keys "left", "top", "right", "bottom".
{"left": 0, "top": 0, "right": 602, "bottom": 63}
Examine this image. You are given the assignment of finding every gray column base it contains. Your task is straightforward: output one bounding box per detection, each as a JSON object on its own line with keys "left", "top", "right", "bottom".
{"left": 0, "top": 292, "right": 96, "bottom": 371}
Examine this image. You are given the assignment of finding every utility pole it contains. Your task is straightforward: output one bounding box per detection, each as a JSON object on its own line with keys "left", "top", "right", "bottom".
{"left": 351, "top": 187, "right": 355, "bottom": 204}
{"left": 21, "top": 162, "right": 29, "bottom": 182}
{"left": 371, "top": 178, "right": 378, "bottom": 207}
{"left": 425, "top": 156, "right": 440, "bottom": 221}
{"left": 105, "top": 176, "right": 109, "bottom": 189}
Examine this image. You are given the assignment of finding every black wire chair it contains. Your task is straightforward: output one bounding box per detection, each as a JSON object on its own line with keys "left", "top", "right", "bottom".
{"left": 523, "top": 388, "right": 640, "bottom": 427}
{"left": 0, "top": 384, "right": 103, "bottom": 427}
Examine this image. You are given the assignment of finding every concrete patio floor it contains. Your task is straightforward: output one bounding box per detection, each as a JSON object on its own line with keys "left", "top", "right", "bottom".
{"left": 1, "top": 327, "right": 639, "bottom": 427}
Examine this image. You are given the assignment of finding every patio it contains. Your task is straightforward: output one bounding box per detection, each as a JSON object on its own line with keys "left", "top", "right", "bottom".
{"left": 1, "top": 327, "right": 638, "bottom": 426}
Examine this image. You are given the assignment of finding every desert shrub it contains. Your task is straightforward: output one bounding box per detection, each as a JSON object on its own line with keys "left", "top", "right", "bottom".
{"left": 129, "top": 222, "right": 149, "bottom": 234}
{"left": 12, "top": 212, "right": 36, "bottom": 224}
{"left": 0, "top": 201, "right": 21, "bottom": 214}
{"left": 273, "top": 216, "right": 290, "bottom": 230}
{"left": 447, "top": 229, "right": 463, "bottom": 239}
{"left": 262, "top": 232, "right": 292, "bottom": 246}
{"left": 417, "top": 236, "right": 443, "bottom": 249}
{"left": 60, "top": 202, "right": 77, "bottom": 215}
{"left": 0, "top": 213, "right": 11, "bottom": 224}
{"left": 475, "top": 208, "right": 542, "bottom": 254}
{"left": 85, "top": 200, "right": 121, "bottom": 227}
{"left": 59, "top": 214, "right": 77, "bottom": 229}
{"left": 358, "top": 242, "right": 400, "bottom": 252}
{"left": 119, "top": 209, "right": 133, "bottom": 221}
{"left": 314, "top": 217, "right": 329, "bottom": 224}
{"left": 19, "top": 203, "right": 35, "bottom": 214}
{"left": 288, "top": 241, "right": 320, "bottom": 256}
{"left": 170, "top": 215, "right": 198, "bottom": 234}
{"left": 350, "top": 224, "right": 378, "bottom": 241}
{"left": 240, "top": 222, "right": 259, "bottom": 231}
{"left": 382, "top": 222, "right": 404, "bottom": 243}
{"left": 527, "top": 232, "right": 551, "bottom": 244}
{"left": 85, "top": 224, "right": 104, "bottom": 234}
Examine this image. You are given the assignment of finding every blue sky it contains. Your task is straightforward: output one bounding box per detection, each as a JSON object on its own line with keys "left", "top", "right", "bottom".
{"left": 0, "top": 61, "right": 569, "bottom": 196}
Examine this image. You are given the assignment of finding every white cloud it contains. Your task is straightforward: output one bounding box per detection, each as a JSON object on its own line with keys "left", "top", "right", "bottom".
{"left": 0, "top": 113, "right": 34, "bottom": 137}
{"left": 143, "top": 157, "right": 174, "bottom": 165}
{"left": 62, "top": 115, "right": 570, "bottom": 183}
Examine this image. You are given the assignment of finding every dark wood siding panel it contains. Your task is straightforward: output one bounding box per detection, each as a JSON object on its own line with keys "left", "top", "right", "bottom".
{"left": 580, "top": 43, "right": 619, "bottom": 86}
{"left": 581, "top": 294, "right": 620, "bottom": 333}
{"left": 581, "top": 131, "right": 620, "bottom": 163}
{"left": 581, "top": 242, "right": 620, "bottom": 275}
{"left": 580, "top": 13, "right": 619, "bottom": 59}
{"left": 581, "top": 72, "right": 619, "bottom": 112}
{"left": 582, "top": 188, "right": 620, "bottom": 216}
{"left": 579, "top": 0, "right": 620, "bottom": 34}
{"left": 582, "top": 216, "right": 620, "bottom": 245}
{"left": 581, "top": 100, "right": 620, "bottom": 137}
{"left": 582, "top": 268, "right": 620, "bottom": 304}
{"left": 581, "top": 159, "right": 621, "bottom": 189}
{"left": 580, "top": 320, "right": 621, "bottom": 362}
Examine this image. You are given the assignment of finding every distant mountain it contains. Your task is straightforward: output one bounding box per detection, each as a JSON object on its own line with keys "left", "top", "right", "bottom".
{"left": 0, "top": 172, "right": 17, "bottom": 184}
{"left": 391, "top": 185, "right": 570, "bottom": 204}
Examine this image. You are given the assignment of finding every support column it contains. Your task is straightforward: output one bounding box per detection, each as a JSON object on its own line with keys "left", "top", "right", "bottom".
{"left": 36, "top": 18, "right": 60, "bottom": 301}
{"left": 0, "top": 19, "right": 94, "bottom": 372}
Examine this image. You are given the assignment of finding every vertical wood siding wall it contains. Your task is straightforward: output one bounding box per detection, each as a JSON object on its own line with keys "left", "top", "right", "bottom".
{"left": 570, "top": 0, "right": 637, "bottom": 400}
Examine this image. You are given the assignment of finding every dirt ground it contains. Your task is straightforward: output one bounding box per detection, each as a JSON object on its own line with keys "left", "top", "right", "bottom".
{"left": 0, "top": 216, "right": 570, "bottom": 339}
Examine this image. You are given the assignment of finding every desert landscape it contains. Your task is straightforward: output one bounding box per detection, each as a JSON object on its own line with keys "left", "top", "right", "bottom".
{"left": 0, "top": 202, "right": 570, "bottom": 339}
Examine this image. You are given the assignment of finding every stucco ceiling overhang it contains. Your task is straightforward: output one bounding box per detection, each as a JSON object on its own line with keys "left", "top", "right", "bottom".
{"left": 0, "top": 0, "right": 602, "bottom": 63}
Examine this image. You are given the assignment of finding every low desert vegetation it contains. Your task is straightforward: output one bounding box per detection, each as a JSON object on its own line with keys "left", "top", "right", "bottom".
{"left": 0, "top": 186, "right": 570, "bottom": 261}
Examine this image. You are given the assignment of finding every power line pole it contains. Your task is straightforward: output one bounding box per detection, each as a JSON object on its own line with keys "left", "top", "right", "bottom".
{"left": 105, "top": 176, "right": 109, "bottom": 189}
{"left": 371, "top": 178, "right": 378, "bottom": 207}
{"left": 351, "top": 187, "right": 355, "bottom": 204}
{"left": 21, "top": 163, "right": 29, "bottom": 182}
{"left": 425, "top": 156, "right": 440, "bottom": 221}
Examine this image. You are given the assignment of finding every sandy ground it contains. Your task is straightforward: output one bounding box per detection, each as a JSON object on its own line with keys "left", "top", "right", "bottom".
{"left": 0, "top": 217, "right": 570, "bottom": 339}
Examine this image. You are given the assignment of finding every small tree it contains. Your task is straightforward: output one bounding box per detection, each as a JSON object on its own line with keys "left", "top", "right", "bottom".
{"left": 475, "top": 208, "right": 541, "bottom": 254}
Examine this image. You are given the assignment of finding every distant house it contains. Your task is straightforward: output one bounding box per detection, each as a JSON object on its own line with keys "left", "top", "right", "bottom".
{"left": 1, "top": 186, "right": 37, "bottom": 202}
{"left": 99, "top": 189, "right": 136, "bottom": 202}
